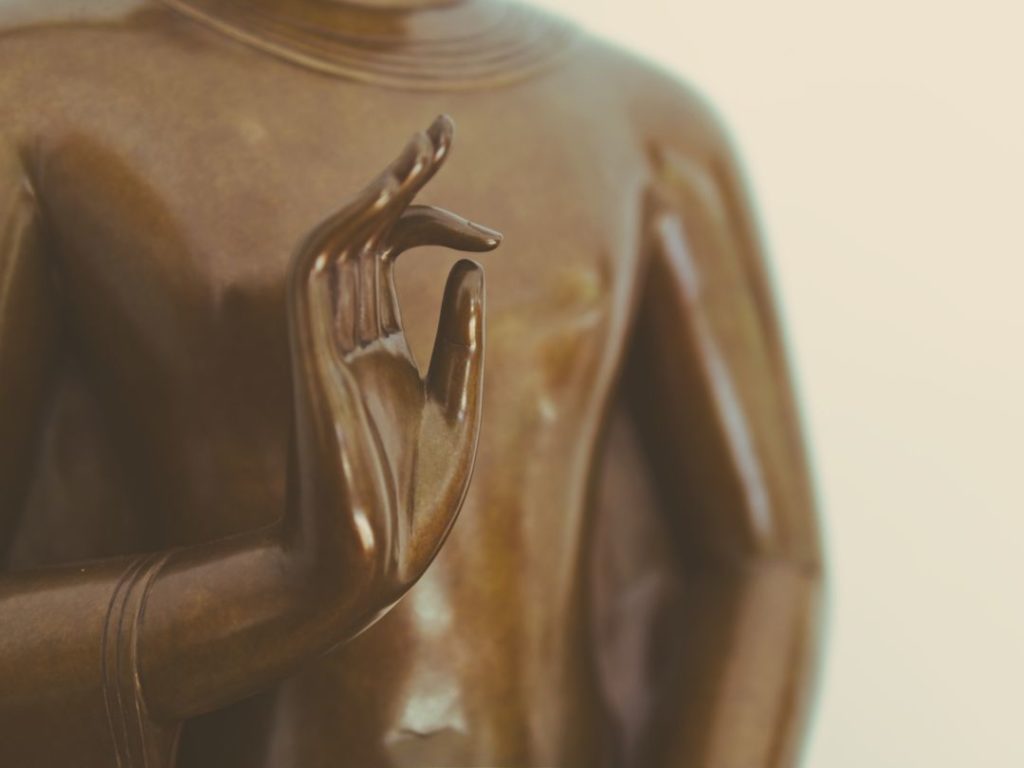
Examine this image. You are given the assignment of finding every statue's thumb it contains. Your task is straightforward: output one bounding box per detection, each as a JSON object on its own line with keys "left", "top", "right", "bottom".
{"left": 426, "top": 259, "right": 485, "bottom": 423}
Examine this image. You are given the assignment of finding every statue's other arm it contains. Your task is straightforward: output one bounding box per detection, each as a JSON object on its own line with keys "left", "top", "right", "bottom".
{"left": 627, "top": 128, "right": 824, "bottom": 767}
{"left": 0, "top": 139, "right": 58, "bottom": 558}
{"left": 0, "top": 136, "right": 141, "bottom": 762}
{"left": 0, "top": 117, "right": 495, "bottom": 765}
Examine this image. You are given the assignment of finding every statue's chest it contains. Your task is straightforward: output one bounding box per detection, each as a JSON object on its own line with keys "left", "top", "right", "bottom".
{"left": 42, "top": 122, "right": 639, "bottom": 399}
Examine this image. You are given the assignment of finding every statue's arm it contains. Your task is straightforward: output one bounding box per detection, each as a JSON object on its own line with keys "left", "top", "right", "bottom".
{"left": 625, "top": 136, "right": 824, "bottom": 767}
{"left": 0, "top": 137, "right": 333, "bottom": 757}
{"left": 0, "top": 139, "right": 142, "bottom": 760}
{"left": 0, "top": 139, "right": 362, "bottom": 756}
{"left": 0, "top": 118, "right": 489, "bottom": 762}
{"left": 0, "top": 141, "right": 58, "bottom": 554}
{"left": 0, "top": 134, "right": 344, "bottom": 739}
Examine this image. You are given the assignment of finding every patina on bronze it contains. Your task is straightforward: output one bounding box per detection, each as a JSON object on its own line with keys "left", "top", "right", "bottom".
{"left": 0, "top": 0, "right": 823, "bottom": 766}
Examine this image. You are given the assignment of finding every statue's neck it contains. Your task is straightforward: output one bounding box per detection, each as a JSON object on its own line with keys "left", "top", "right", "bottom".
{"left": 327, "top": 1, "right": 461, "bottom": 7}
{"left": 210, "top": 0, "right": 474, "bottom": 22}
{"left": 160, "top": 0, "right": 569, "bottom": 88}
{"left": 236, "top": 0, "right": 465, "bottom": 9}
{"left": 172, "top": 0, "right": 485, "bottom": 36}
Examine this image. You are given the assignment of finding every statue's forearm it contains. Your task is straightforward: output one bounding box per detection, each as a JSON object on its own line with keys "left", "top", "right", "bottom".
{"left": 138, "top": 520, "right": 369, "bottom": 722}
{"left": 0, "top": 517, "right": 370, "bottom": 742}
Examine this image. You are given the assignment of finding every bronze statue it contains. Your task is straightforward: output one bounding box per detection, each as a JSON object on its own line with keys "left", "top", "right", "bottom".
{"left": 0, "top": 0, "right": 824, "bottom": 765}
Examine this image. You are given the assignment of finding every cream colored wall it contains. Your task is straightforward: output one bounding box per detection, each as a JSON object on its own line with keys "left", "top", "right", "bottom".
{"left": 533, "top": 1, "right": 1024, "bottom": 765}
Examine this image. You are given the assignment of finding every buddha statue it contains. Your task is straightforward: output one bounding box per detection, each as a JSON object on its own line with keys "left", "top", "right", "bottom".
{"left": 0, "top": 0, "right": 824, "bottom": 766}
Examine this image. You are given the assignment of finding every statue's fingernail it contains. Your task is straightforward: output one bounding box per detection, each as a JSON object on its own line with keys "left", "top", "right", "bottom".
{"left": 469, "top": 221, "right": 502, "bottom": 248}
{"left": 429, "top": 114, "right": 455, "bottom": 141}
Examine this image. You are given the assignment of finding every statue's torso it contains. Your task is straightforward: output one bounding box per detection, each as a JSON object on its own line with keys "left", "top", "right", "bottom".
{"left": 1, "top": 3, "right": 697, "bottom": 764}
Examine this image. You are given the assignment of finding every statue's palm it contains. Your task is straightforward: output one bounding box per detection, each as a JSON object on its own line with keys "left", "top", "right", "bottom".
{"left": 286, "top": 116, "right": 499, "bottom": 611}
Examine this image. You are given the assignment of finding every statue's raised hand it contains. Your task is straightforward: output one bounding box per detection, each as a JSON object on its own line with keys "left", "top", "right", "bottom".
{"left": 286, "top": 115, "right": 500, "bottom": 625}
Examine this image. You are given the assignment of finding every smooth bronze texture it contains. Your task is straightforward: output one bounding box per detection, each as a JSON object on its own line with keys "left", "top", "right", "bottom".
{"left": 0, "top": 1, "right": 824, "bottom": 766}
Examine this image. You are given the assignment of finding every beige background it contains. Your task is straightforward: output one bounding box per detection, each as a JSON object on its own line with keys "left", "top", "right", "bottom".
{"left": 534, "top": 1, "right": 1024, "bottom": 765}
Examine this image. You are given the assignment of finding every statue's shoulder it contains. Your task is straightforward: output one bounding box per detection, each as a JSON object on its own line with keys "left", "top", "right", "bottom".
{"left": 552, "top": 25, "right": 733, "bottom": 159}
{"left": 0, "top": 0, "right": 158, "bottom": 131}
{"left": 0, "top": 0, "right": 151, "bottom": 35}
